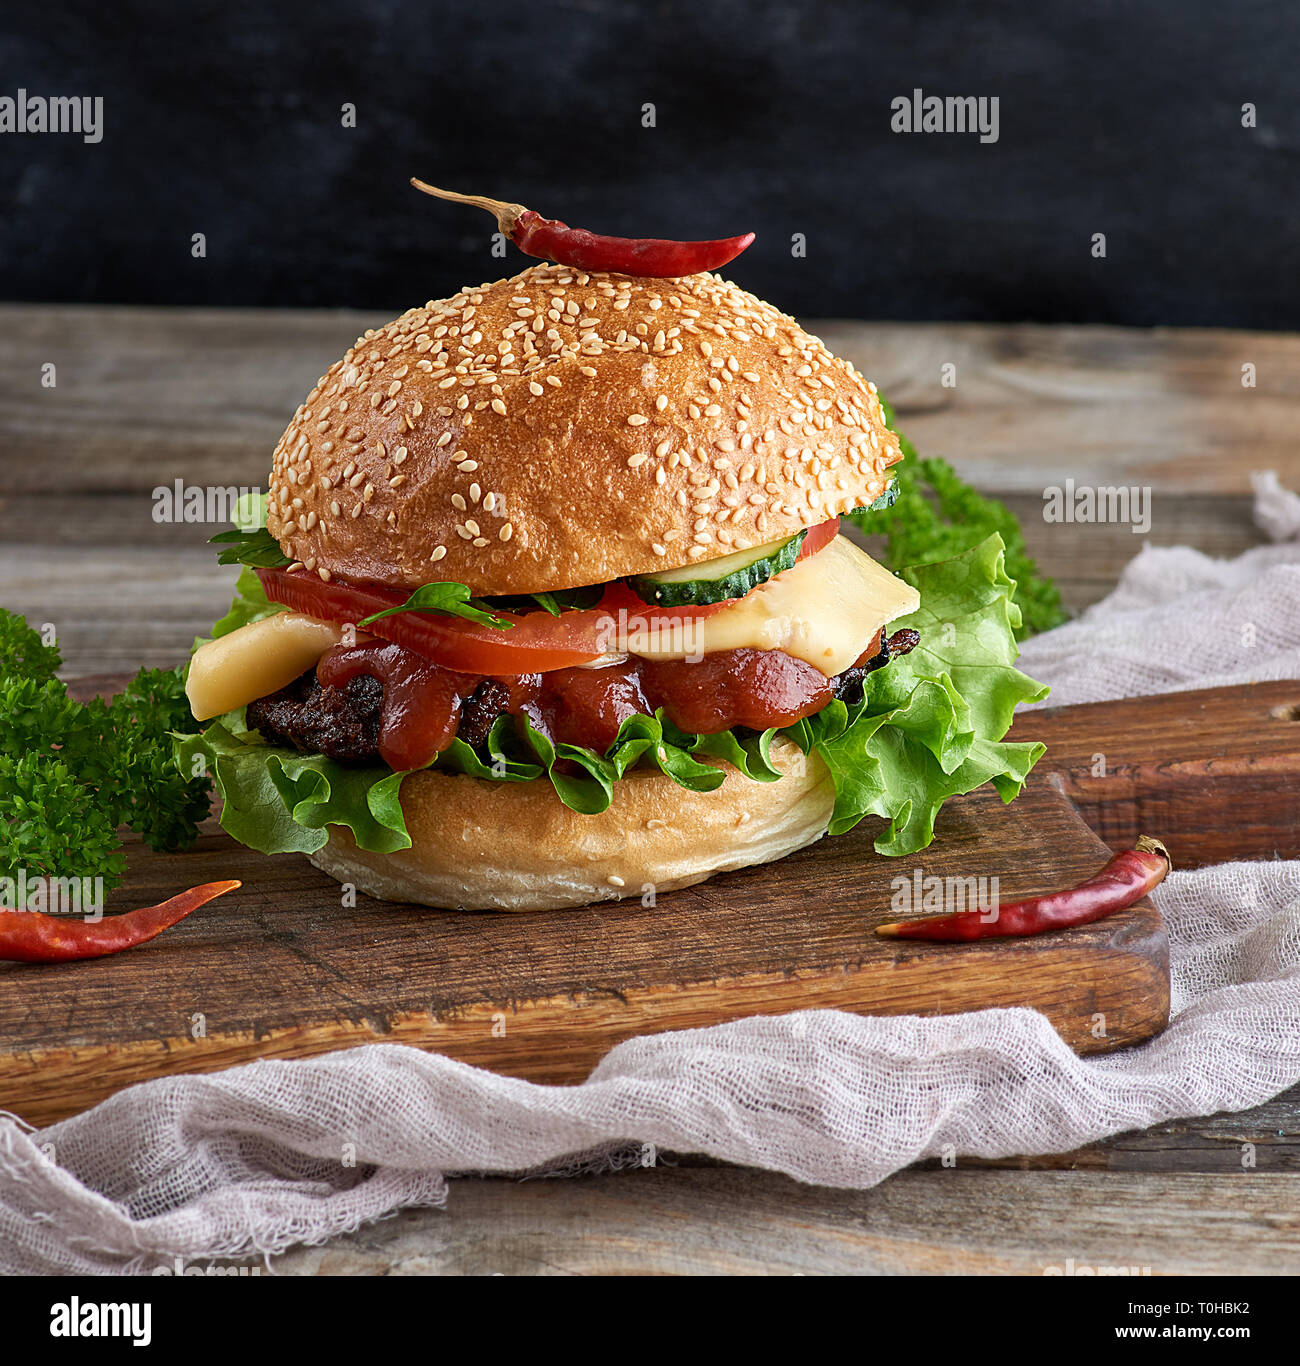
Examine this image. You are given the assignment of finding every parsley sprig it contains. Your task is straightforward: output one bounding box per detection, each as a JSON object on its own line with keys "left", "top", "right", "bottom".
{"left": 846, "top": 398, "right": 1066, "bottom": 639}
{"left": 359, "top": 582, "right": 514, "bottom": 630}
{"left": 0, "top": 609, "right": 211, "bottom": 890}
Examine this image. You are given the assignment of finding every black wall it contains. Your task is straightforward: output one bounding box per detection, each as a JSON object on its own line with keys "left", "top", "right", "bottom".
{"left": 2, "top": 0, "right": 1296, "bottom": 325}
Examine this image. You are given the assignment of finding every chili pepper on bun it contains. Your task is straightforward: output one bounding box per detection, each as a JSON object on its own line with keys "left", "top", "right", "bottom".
{"left": 410, "top": 180, "right": 755, "bottom": 276}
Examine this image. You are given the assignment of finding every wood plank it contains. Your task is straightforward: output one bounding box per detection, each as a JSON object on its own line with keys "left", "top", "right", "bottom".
{"left": 0, "top": 306, "right": 386, "bottom": 493}
{"left": 0, "top": 546, "right": 236, "bottom": 675}
{"left": 914, "top": 1080, "right": 1300, "bottom": 1173}
{"left": 1, "top": 312, "right": 1283, "bottom": 672}
{"left": 1010, "top": 680, "right": 1300, "bottom": 867}
{"left": 817, "top": 320, "right": 1300, "bottom": 494}
{"left": 0, "top": 490, "right": 1267, "bottom": 675}
{"left": 0, "top": 490, "right": 1266, "bottom": 562}
{"left": 0, "top": 775, "right": 1169, "bottom": 1130}
{"left": 3, "top": 308, "right": 1298, "bottom": 497}
{"left": 264, "top": 1168, "right": 1300, "bottom": 1275}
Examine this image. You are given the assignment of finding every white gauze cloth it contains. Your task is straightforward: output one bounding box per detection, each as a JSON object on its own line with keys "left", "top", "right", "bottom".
{"left": 2, "top": 474, "right": 1298, "bottom": 1274}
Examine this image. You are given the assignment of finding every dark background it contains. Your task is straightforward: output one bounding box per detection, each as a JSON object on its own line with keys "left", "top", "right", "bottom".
{"left": 2, "top": 0, "right": 1296, "bottom": 325}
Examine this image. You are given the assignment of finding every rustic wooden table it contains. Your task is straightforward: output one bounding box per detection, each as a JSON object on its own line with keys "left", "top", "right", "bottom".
{"left": 2, "top": 308, "right": 1297, "bottom": 1274}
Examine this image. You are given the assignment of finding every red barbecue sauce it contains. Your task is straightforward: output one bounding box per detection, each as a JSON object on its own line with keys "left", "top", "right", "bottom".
{"left": 316, "top": 630, "right": 883, "bottom": 770}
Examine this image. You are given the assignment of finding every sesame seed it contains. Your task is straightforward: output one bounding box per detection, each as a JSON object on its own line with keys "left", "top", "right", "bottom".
{"left": 499, "top": 523, "right": 513, "bottom": 541}
{"left": 430, "top": 545, "right": 447, "bottom": 561}
{"left": 627, "top": 453, "right": 648, "bottom": 467}
{"left": 627, "top": 414, "right": 648, "bottom": 426}
{"left": 452, "top": 493, "right": 467, "bottom": 511}
{"left": 491, "top": 398, "right": 507, "bottom": 416}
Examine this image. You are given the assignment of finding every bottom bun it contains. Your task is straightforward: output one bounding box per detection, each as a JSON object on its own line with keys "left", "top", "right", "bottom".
{"left": 308, "top": 739, "right": 835, "bottom": 911}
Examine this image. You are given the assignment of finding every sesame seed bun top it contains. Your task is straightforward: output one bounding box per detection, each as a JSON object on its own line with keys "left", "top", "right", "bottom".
{"left": 266, "top": 263, "right": 903, "bottom": 594}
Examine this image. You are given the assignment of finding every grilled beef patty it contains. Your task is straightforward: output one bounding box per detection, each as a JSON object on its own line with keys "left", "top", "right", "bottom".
{"left": 245, "top": 630, "right": 919, "bottom": 766}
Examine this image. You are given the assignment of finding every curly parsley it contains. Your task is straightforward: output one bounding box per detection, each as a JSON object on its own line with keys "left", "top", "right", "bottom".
{"left": 0, "top": 608, "right": 62, "bottom": 684}
{"left": 0, "top": 618, "right": 211, "bottom": 889}
{"left": 845, "top": 398, "right": 1067, "bottom": 639}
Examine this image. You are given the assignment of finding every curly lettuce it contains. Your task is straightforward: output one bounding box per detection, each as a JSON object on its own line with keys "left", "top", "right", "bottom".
{"left": 787, "top": 534, "right": 1047, "bottom": 852}
{"left": 175, "top": 532, "right": 1045, "bottom": 860}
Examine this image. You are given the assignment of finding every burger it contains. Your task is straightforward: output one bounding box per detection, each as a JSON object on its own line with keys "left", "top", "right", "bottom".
{"left": 178, "top": 262, "right": 1045, "bottom": 910}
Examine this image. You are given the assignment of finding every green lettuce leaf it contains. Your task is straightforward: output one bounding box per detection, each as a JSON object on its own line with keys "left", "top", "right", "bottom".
{"left": 786, "top": 535, "right": 1048, "bottom": 852}
{"left": 176, "top": 532, "right": 1046, "bottom": 860}
{"left": 175, "top": 719, "right": 410, "bottom": 855}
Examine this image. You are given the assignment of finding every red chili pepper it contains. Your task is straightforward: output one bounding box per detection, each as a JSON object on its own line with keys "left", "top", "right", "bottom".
{"left": 411, "top": 180, "right": 755, "bottom": 278}
{"left": 0, "top": 880, "right": 240, "bottom": 963}
{"left": 874, "top": 837, "right": 1171, "bottom": 942}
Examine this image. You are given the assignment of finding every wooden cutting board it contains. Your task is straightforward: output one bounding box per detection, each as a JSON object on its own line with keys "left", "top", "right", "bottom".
{"left": 2, "top": 680, "right": 1297, "bottom": 1128}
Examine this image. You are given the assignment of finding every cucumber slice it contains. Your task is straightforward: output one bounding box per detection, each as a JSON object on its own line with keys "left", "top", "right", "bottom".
{"left": 627, "top": 530, "right": 806, "bottom": 607}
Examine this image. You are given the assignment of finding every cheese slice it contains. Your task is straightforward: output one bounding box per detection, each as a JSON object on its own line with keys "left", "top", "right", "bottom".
{"left": 623, "top": 535, "right": 920, "bottom": 676}
{"left": 186, "top": 612, "right": 346, "bottom": 722}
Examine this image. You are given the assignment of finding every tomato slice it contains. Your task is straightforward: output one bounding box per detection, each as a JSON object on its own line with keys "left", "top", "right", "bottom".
{"left": 257, "top": 568, "right": 610, "bottom": 673}
{"left": 255, "top": 517, "right": 842, "bottom": 675}
{"left": 798, "top": 516, "right": 840, "bottom": 560}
